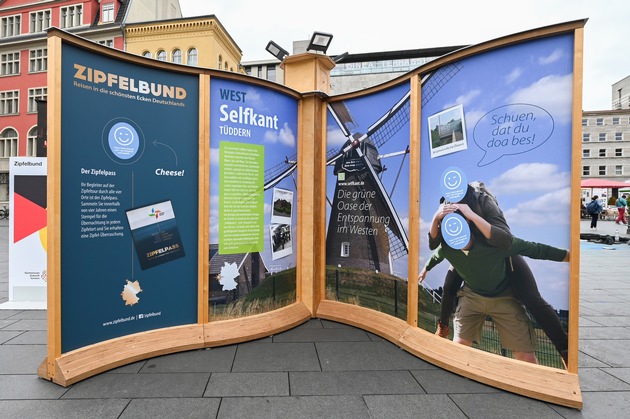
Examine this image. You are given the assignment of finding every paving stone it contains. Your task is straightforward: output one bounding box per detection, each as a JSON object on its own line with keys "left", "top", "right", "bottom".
{"left": 0, "top": 344, "right": 46, "bottom": 374}
{"left": 273, "top": 326, "right": 371, "bottom": 343}
{"left": 217, "top": 395, "right": 370, "bottom": 419}
{"left": 0, "top": 375, "right": 68, "bottom": 400}
{"left": 290, "top": 370, "right": 423, "bottom": 395}
{"left": 204, "top": 372, "right": 289, "bottom": 397}
{"left": 232, "top": 342, "right": 320, "bottom": 372}
{"left": 0, "top": 399, "right": 129, "bottom": 419}
{"left": 364, "top": 394, "right": 467, "bottom": 419}
{"left": 3, "top": 330, "right": 47, "bottom": 345}
{"left": 316, "top": 341, "right": 435, "bottom": 371}
{"left": 410, "top": 368, "right": 499, "bottom": 394}
{"left": 62, "top": 372, "right": 209, "bottom": 398}
{"left": 139, "top": 346, "right": 236, "bottom": 373}
{"left": 120, "top": 398, "right": 220, "bottom": 419}
{"left": 449, "top": 393, "right": 564, "bottom": 418}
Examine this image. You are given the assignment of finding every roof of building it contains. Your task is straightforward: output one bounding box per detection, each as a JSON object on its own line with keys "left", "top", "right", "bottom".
{"left": 332, "top": 45, "right": 468, "bottom": 64}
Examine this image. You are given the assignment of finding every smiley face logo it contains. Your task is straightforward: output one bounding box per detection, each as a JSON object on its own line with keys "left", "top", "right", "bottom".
{"left": 439, "top": 166, "right": 468, "bottom": 203}
{"left": 113, "top": 126, "right": 134, "bottom": 146}
{"left": 443, "top": 170, "right": 463, "bottom": 191}
{"left": 103, "top": 119, "right": 144, "bottom": 164}
{"left": 441, "top": 213, "right": 471, "bottom": 250}
{"left": 443, "top": 215, "right": 464, "bottom": 237}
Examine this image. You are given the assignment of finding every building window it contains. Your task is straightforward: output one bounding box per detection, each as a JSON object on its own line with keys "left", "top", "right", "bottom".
{"left": 28, "top": 88, "right": 47, "bottom": 113}
{"left": 340, "top": 242, "right": 350, "bottom": 257}
{"left": 172, "top": 49, "right": 182, "bottom": 64}
{"left": 0, "top": 129, "right": 17, "bottom": 157}
{"left": 616, "top": 148, "right": 623, "bottom": 157}
{"left": 187, "top": 48, "right": 198, "bottom": 66}
{"left": 616, "top": 165, "right": 623, "bottom": 176}
{"left": 257, "top": 66, "right": 262, "bottom": 78}
{"left": 30, "top": 10, "right": 51, "bottom": 33}
{"left": 583, "top": 149, "right": 590, "bottom": 158}
{"left": 244, "top": 66, "right": 252, "bottom": 76}
{"left": 599, "top": 165, "right": 606, "bottom": 176}
{"left": 224, "top": 62, "right": 228, "bottom": 71}
{"left": 583, "top": 166, "right": 590, "bottom": 176}
{"left": 599, "top": 149, "right": 606, "bottom": 157}
{"left": 1, "top": 52, "right": 19, "bottom": 76}
{"left": 156, "top": 50, "right": 166, "bottom": 61}
{"left": 582, "top": 133, "right": 590, "bottom": 142}
{"left": 613, "top": 117, "right": 620, "bottom": 125}
{"left": 97, "top": 39, "right": 114, "bottom": 48}
{"left": 0, "top": 128, "right": 18, "bottom": 157}
{"left": 0, "top": 91, "right": 19, "bottom": 115}
{"left": 60, "top": 5, "right": 83, "bottom": 29}
{"left": 1, "top": 15, "right": 21, "bottom": 38}
{"left": 596, "top": 118, "right": 604, "bottom": 126}
{"left": 616, "top": 132, "right": 623, "bottom": 141}
{"left": 29, "top": 48, "right": 47, "bottom": 72}
{"left": 599, "top": 133, "right": 606, "bottom": 142}
{"left": 102, "top": 3, "right": 114, "bottom": 23}
{"left": 142, "top": 51, "right": 151, "bottom": 58}
{"left": 582, "top": 118, "right": 587, "bottom": 126}
{"left": 27, "top": 127, "right": 37, "bottom": 157}
{"left": 218, "top": 55, "right": 222, "bottom": 69}
{"left": 266, "top": 65, "right": 276, "bottom": 81}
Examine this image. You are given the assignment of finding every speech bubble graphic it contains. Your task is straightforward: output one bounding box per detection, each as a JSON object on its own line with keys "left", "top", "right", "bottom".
{"left": 441, "top": 212, "right": 471, "bottom": 250}
{"left": 473, "top": 103, "right": 554, "bottom": 167}
{"left": 439, "top": 166, "right": 468, "bottom": 203}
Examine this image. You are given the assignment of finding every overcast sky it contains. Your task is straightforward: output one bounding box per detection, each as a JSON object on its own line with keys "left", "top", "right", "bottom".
{"left": 179, "top": 0, "right": 628, "bottom": 111}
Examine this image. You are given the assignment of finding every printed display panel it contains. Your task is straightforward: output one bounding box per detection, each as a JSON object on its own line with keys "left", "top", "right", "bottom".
{"left": 60, "top": 44, "right": 200, "bottom": 352}
{"left": 325, "top": 83, "right": 411, "bottom": 319}
{"left": 418, "top": 33, "right": 575, "bottom": 369}
{"left": 8, "top": 158, "right": 47, "bottom": 304}
{"left": 209, "top": 78, "right": 299, "bottom": 319}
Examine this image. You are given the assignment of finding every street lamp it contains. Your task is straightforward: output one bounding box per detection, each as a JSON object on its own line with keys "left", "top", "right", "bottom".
{"left": 265, "top": 40, "right": 289, "bottom": 61}
{"left": 307, "top": 31, "right": 333, "bottom": 54}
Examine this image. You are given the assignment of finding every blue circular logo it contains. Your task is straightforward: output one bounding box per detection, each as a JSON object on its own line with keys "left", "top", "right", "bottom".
{"left": 108, "top": 122, "right": 139, "bottom": 160}
{"left": 440, "top": 166, "right": 468, "bottom": 203}
{"left": 442, "top": 213, "right": 471, "bottom": 250}
{"left": 102, "top": 118, "right": 145, "bottom": 165}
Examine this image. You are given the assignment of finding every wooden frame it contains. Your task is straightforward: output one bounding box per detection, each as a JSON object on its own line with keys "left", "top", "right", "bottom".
{"left": 40, "top": 22, "right": 585, "bottom": 409}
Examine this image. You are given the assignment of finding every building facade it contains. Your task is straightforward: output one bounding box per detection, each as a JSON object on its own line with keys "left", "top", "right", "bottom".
{"left": 0, "top": 0, "right": 182, "bottom": 204}
{"left": 612, "top": 76, "right": 630, "bottom": 110}
{"left": 124, "top": 15, "right": 242, "bottom": 71}
{"left": 581, "top": 109, "right": 630, "bottom": 184}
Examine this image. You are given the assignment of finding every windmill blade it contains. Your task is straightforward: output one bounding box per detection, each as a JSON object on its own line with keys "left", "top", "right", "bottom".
{"left": 326, "top": 62, "right": 464, "bottom": 165}
{"left": 326, "top": 92, "right": 410, "bottom": 166}
{"left": 386, "top": 227, "right": 407, "bottom": 260}
{"left": 264, "top": 154, "right": 297, "bottom": 190}
{"left": 364, "top": 90, "right": 410, "bottom": 149}
{"left": 328, "top": 101, "right": 358, "bottom": 138}
{"left": 420, "top": 62, "right": 463, "bottom": 107}
{"left": 356, "top": 146, "right": 409, "bottom": 253}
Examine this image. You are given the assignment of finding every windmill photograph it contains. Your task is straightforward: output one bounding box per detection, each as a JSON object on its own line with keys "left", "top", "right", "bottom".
{"left": 326, "top": 87, "right": 410, "bottom": 276}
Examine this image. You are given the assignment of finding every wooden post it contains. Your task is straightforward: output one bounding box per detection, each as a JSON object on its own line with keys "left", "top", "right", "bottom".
{"left": 281, "top": 53, "right": 334, "bottom": 315}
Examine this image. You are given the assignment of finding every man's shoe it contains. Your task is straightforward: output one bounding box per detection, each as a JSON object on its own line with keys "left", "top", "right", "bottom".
{"left": 435, "top": 320, "right": 450, "bottom": 338}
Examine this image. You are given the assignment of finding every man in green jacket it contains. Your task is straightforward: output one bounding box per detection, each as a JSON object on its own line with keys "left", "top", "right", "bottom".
{"left": 419, "top": 203, "right": 570, "bottom": 364}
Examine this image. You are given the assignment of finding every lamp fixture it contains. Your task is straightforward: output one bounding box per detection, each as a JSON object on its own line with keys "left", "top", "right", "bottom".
{"left": 307, "top": 31, "right": 333, "bottom": 54}
{"left": 265, "top": 40, "right": 289, "bottom": 61}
